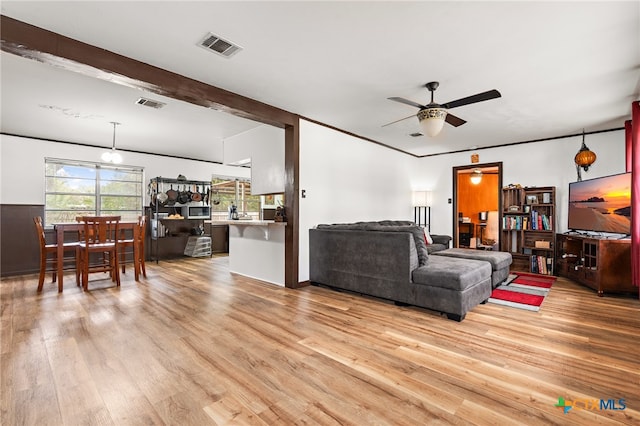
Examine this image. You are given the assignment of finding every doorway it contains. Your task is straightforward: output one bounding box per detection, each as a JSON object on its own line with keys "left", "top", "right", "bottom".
{"left": 452, "top": 162, "right": 503, "bottom": 249}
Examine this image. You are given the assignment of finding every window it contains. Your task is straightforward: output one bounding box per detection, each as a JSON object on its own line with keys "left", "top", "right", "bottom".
{"left": 210, "top": 177, "right": 260, "bottom": 221}
{"left": 45, "top": 158, "right": 144, "bottom": 225}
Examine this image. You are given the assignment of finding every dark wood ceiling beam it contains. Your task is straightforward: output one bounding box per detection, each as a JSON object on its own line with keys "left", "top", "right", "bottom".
{"left": 0, "top": 15, "right": 298, "bottom": 128}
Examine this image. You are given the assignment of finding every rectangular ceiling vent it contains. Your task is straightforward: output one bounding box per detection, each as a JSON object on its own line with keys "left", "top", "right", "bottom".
{"left": 198, "top": 32, "right": 242, "bottom": 58}
{"left": 135, "top": 98, "right": 166, "bottom": 109}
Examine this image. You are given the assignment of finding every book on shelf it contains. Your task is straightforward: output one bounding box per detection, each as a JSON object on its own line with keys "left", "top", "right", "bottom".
{"left": 529, "top": 211, "right": 552, "bottom": 230}
{"left": 530, "top": 255, "right": 553, "bottom": 275}
{"left": 503, "top": 213, "right": 552, "bottom": 231}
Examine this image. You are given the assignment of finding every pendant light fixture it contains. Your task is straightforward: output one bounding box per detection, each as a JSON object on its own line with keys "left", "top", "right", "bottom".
{"left": 574, "top": 129, "right": 596, "bottom": 181}
{"left": 470, "top": 169, "right": 483, "bottom": 185}
{"left": 101, "top": 122, "right": 123, "bottom": 164}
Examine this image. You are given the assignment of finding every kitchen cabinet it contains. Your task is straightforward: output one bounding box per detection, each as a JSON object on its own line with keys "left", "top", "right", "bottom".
{"left": 210, "top": 224, "right": 229, "bottom": 253}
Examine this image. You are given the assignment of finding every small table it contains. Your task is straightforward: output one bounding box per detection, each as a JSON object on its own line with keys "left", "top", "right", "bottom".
{"left": 53, "top": 221, "right": 138, "bottom": 292}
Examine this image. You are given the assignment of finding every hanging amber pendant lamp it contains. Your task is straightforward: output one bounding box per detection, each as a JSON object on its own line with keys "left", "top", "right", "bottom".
{"left": 574, "top": 130, "right": 596, "bottom": 171}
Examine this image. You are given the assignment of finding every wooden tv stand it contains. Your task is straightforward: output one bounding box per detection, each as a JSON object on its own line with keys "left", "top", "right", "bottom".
{"left": 556, "top": 233, "right": 634, "bottom": 296}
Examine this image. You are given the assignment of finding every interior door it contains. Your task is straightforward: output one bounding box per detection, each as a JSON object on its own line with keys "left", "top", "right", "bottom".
{"left": 452, "top": 162, "right": 503, "bottom": 249}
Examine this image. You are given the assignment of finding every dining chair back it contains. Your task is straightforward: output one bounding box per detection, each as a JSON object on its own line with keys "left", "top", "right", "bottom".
{"left": 137, "top": 215, "right": 147, "bottom": 278}
{"left": 33, "top": 216, "right": 79, "bottom": 291}
{"left": 77, "top": 215, "right": 121, "bottom": 290}
{"left": 119, "top": 215, "right": 147, "bottom": 280}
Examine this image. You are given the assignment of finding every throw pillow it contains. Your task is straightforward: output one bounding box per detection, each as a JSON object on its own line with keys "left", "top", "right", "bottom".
{"left": 423, "top": 227, "right": 433, "bottom": 245}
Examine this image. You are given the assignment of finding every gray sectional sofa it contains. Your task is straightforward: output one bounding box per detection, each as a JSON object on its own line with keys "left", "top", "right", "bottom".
{"left": 309, "top": 221, "right": 504, "bottom": 321}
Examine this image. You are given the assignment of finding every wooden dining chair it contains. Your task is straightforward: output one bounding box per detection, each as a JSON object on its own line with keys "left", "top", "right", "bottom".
{"left": 137, "top": 215, "right": 147, "bottom": 278}
{"left": 119, "top": 215, "right": 147, "bottom": 279}
{"left": 77, "top": 216, "right": 121, "bottom": 291}
{"left": 33, "top": 216, "right": 80, "bottom": 291}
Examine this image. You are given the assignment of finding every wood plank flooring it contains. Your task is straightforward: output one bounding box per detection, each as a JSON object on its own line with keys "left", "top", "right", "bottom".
{"left": 1, "top": 256, "right": 639, "bottom": 425}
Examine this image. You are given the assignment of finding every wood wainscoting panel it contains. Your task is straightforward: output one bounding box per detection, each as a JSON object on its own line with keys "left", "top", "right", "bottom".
{"left": 0, "top": 204, "right": 44, "bottom": 277}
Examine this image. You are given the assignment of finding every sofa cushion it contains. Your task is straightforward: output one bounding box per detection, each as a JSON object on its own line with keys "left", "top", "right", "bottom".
{"left": 431, "top": 234, "right": 452, "bottom": 246}
{"left": 370, "top": 225, "right": 429, "bottom": 266}
{"left": 412, "top": 256, "right": 491, "bottom": 292}
{"left": 317, "top": 221, "right": 429, "bottom": 266}
{"left": 433, "top": 248, "right": 512, "bottom": 271}
{"left": 426, "top": 243, "right": 448, "bottom": 254}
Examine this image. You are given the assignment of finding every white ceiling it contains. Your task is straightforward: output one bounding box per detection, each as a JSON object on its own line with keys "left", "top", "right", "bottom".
{"left": 1, "top": 1, "right": 639, "bottom": 163}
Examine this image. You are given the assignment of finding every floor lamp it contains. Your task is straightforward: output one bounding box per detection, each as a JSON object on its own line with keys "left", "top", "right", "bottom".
{"left": 413, "top": 191, "right": 432, "bottom": 231}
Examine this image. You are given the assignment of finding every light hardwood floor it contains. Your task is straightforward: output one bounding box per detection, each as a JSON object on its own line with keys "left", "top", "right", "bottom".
{"left": 1, "top": 256, "right": 639, "bottom": 425}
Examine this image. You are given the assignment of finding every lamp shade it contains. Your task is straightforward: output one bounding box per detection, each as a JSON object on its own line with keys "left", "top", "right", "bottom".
{"left": 574, "top": 130, "right": 596, "bottom": 172}
{"left": 412, "top": 190, "right": 432, "bottom": 206}
{"left": 101, "top": 150, "right": 122, "bottom": 164}
{"left": 110, "top": 151, "right": 123, "bottom": 164}
{"left": 575, "top": 146, "right": 596, "bottom": 170}
{"left": 417, "top": 108, "right": 447, "bottom": 137}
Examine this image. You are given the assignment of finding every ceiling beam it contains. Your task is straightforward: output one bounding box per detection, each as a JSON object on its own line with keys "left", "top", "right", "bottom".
{"left": 0, "top": 15, "right": 298, "bottom": 128}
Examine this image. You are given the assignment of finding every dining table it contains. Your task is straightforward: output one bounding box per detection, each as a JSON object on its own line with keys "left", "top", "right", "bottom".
{"left": 53, "top": 221, "right": 140, "bottom": 292}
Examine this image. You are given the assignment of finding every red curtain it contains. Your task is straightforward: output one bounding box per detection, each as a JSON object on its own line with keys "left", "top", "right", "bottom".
{"left": 631, "top": 101, "right": 639, "bottom": 289}
{"left": 624, "top": 120, "right": 633, "bottom": 173}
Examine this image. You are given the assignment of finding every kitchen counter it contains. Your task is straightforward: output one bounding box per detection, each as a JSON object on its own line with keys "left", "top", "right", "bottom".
{"left": 211, "top": 219, "right": 286, "bottom": 226}
{"left": 213, "top": 220, "right": 286, "bottom": 286}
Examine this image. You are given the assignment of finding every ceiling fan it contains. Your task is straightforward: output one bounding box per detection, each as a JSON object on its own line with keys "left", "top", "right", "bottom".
{"left": 384, "top": 82, "right": 501, "bottom": 137}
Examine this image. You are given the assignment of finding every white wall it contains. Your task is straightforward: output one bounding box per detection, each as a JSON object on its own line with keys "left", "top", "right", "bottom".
{"left": 0, "top": 134, "right": 250, "bottom": 205}
{"left": 298, "top": 119, "right": 415, "bottom": 281}
{"left": 409, "top": 129, "right": 627, "bottom": 236}
{"left": 223, "top": 125, "right": 285, "bottom": 195}
{"left": 4, "top": 127, "right": 628, "bottom": 285}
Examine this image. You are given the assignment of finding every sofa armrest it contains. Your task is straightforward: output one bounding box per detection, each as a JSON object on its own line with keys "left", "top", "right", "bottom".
{"left": 431, "top": 234, "right": 452, "bottom": 247}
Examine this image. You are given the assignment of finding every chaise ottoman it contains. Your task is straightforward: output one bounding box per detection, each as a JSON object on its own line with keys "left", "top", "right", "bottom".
{"left": 432, "top": 248, "right": 512, "bottom": 288}
{"left": 411, "top": 255, "right": 492, "bottom": 321}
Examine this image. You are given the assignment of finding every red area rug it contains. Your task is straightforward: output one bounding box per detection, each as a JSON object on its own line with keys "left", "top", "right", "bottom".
{"left": 511, "top": 272, "right": 555, "bottom": 289}
{"left": 488, "top": 273, "right": 556, "bottom": 311}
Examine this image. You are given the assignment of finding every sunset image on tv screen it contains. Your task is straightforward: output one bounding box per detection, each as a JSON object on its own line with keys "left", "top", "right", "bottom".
{"left": 568, "top": 173, "right": 631, "bottom": 234}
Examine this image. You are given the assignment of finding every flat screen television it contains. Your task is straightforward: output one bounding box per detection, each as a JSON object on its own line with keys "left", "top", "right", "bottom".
{"left": 568, "top": 172, "right": 631, "bottom": 235}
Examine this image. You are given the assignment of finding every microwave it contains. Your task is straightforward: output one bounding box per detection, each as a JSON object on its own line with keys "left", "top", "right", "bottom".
{"left": 181, "top": 205, "right": 211, "bottom": 219}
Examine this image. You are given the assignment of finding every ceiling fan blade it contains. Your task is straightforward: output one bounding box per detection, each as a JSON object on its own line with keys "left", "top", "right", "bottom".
{"left": 445, "top": 113, "right": 466, "bottom": 127}
{"left": 382, "top": 113, "right": 416, "bottom": 128}
{"left": 388, "top": 97, "right": 426, "bottom": 109}
{"left": 441, "top": 89, "right": 501, "bottom": 110}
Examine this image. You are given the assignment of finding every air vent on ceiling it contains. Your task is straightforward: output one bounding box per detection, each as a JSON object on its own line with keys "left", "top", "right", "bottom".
{"left": 135, "top": 98, "right": 166, "bottom": 109}
{"left": 409, "top": 132, "right": 424, "bottom": 138}
{"left": 198, "top": 32, "right": 242, "bottom": 58}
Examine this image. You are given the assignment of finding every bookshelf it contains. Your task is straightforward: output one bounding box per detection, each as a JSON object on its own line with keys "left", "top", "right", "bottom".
{"left": 501, "top": 186, "right": 556, "bottom": 274}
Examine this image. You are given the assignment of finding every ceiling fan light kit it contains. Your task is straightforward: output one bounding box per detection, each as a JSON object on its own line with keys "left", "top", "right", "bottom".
{"left": 417, "top": 108, "right": 447, "bottom": 137}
